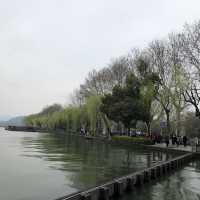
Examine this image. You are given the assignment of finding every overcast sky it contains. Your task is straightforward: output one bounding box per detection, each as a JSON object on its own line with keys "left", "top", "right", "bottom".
{"left": 1, "top": 0, "right": 200, "bottom": 117}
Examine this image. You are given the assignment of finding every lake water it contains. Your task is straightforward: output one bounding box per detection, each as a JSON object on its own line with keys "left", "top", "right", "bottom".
{"left": 0, "top": 127, "right": 176, "bottom": 200}
{"left": 120, "top": 161, "right": 200, "bottom": 200}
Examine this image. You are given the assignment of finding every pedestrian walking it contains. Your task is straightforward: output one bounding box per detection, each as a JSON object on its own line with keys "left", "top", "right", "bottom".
{"left": 172, "top": 134, "right": 175, "bottom": 145}
{"left": 174, "top": 135, "right": 178, "bottom": 146}
{"left": 165, "top": 135, "right": 170, "bottom": 147}
{"left": 183, "top": 135, "right": 187, "bottom": 147}
{"left": 177, "top": 136, "right": 181, "bottom": 147}
{"left": 194, "top": 136, "right": 199, "bottom": 145}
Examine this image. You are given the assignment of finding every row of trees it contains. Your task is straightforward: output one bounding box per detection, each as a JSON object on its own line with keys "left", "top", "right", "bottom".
{"left": 25, "top": 20, "right": 200, "bottom": 137}
{"left": 25, "top": 96, "right": 103, "bottom": 135}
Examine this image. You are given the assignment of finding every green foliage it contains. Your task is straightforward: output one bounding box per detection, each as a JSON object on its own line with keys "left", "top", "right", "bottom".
{"left": 25, "top": 97, "right": 105, "bottom": 135}
{"left": 140, "top": 73, "right": 160, "bottom": 123}
{"left": 26, "top": 65, "right": 160, "bottom": 138}
{"left": 101, "top": 69, "right": 160, "bottom": 135}
{"left": 85, "top": 96, "right": 102, "bottom": 135}
{"left": 112, "top": 136, "right": 153, "bottom": 145}
{"left": 101, "top": 75, "right": 142, "bottom": 132}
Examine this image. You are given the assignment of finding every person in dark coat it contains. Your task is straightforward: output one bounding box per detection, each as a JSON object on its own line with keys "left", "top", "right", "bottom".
{"left": 174, "top": 136, "right": 178, "bottom": 146}
{"left": 177, "top": 136, "right": 181, "bottom": 147}
{"left": 165, "top": 135, "right": 170, "bottom": 147}
{"left": 183, "top": 135, "right": 187, "bottom": 147}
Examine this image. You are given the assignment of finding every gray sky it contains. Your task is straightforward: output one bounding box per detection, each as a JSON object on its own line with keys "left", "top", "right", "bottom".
{"left": 1, "top": 0, "right": 200, "bottom": 117}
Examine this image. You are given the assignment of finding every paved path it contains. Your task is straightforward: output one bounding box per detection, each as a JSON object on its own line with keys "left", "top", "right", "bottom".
{"left": 151, "top": 143, "right": 192, "bottom": 152}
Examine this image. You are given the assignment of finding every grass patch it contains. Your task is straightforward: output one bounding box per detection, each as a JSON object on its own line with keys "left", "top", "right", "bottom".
{"left": 112, "top": 136, "right": 153, "bottom": 145}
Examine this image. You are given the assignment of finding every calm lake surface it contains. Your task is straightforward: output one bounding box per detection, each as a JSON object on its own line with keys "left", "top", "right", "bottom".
{"left": 0, "top": 127, "right": 176, "bottom": 200}
{"left": 120, "top": 161, "right": 200, "bottom": 200}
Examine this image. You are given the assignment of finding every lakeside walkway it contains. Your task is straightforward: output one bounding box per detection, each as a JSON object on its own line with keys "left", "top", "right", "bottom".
{"left": 151, "top": 143, "right": 192, "bottom": 152}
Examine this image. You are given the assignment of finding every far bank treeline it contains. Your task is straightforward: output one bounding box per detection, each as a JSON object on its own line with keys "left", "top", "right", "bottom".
{"left": 25, "top": 20, "right": 200, "bottom": 137}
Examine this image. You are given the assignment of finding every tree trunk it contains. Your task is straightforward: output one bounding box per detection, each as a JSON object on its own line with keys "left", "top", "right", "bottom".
{"left": 127, "top": 127, "right": 131, "bottom": 136}
{"left": 101, "top": 114, "right": 111, "bottom": 139}
{"left": 176, "top": 108, "right": 181, "bottom": 136}
{"left": 146, "top": 122, "right": 151, "bottom": 137}
{"left": 166, "top": 109, "right": 170, "bottom": 136}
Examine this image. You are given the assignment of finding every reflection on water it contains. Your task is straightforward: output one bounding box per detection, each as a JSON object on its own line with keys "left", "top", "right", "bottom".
{"left": 120, "top": 160, "right": 200, "bottom": 200}
{"left": 0, "top": 128, "right": 176, "bottom": 200}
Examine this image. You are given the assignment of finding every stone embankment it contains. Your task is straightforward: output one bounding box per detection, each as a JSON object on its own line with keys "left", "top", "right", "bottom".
{"left": 56, "top": 153, "right": 195, "bottom": 200}
{"left": 5, "top": 126, "right": 36, "bottom": 132}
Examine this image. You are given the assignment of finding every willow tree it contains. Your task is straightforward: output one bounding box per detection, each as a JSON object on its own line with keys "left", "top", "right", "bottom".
{"left": 70, "top": 107, "right": 82, "bottom": 132}
{"left": 85, "top": 95, "right": 102, "bottom": 135}
{"left": 140, "top": 74, "right": 160, "bottom": 136}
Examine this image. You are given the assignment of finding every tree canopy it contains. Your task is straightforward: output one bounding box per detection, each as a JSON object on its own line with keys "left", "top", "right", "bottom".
{"left": 101, "top": 69, "right": 160, "bottom": 135}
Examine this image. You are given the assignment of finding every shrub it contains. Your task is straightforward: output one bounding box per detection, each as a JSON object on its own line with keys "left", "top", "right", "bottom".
{"left": 112, "top": 136, "right": 153, "bottom": 145}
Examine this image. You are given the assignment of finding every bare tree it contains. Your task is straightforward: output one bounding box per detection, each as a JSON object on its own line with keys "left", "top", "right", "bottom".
{"left": 167, "top": 33, "right": 188, "bottom": 135}
{"left": 79, "top": 57, "right": 131, "bottom": 99}
{"left": 180, "top": 20, "right": 200, "bottom": 73}
{"left": 180, "top": 20, "right": 200, "bottom": 120}
{"left": 108, "top": 56, "right": 131, "bottom": 87}
{"left": 69, "top": 89, "right": 84, "bottom": 107}
{"left": 183, "top": 84, "right": 200, "bottom": 118}
{"left": 148, "top": 39, "right": 172, "bottom": 135}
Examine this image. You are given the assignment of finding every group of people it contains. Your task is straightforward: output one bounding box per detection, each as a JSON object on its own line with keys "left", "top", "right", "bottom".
{"left": 80, "top": 127, "right": 89, "bottom": 136}
{"left": 165, "top": 135, "right": 188, "bottom": 147}
{"left": 151, "top": 134, "right": 162, "bottom": 144}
